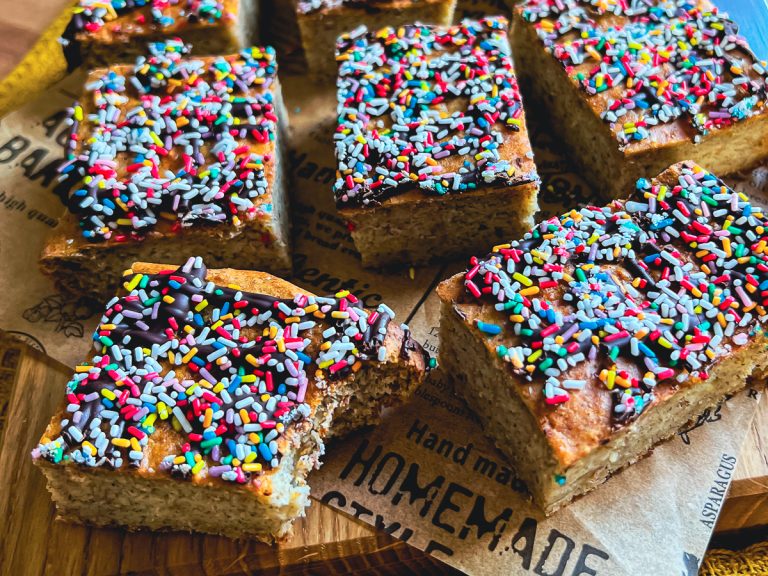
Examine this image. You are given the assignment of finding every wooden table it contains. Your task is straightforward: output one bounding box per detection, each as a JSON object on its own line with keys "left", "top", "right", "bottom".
{"left": 0, "top": 335, "right": 456, "bottom": 576}
{"left": 1, "top": 332, "right": 766, "bottom": 576}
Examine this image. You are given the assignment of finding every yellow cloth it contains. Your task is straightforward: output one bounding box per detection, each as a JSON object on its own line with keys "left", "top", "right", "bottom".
{"left": 702, "top": 542, "right": 768, "bottom": 576}
{"left": 0, "top": 4, "right": 71, "bottom": 118}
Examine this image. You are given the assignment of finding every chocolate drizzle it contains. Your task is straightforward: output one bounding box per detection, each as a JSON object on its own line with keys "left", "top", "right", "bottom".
{"left": 55, "top": 40, "right": 278, "bottom": 243}
{"left": 333, "top": 18, "right": 538, "bottom": 209}
{"left": 521, "top": 0, "right": 768, "bottom": 148}
{"left": 463, "top": 163, "right": 768, "bottom": 425}
{"left": 37, "top": 257, "right": 396, "bottom": 482}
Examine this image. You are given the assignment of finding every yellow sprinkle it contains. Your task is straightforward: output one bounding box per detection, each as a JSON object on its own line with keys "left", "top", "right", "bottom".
{"left": 111, "top": 438, "right": 130, "bottom": 448}
{"left": 615, "top": 376, "right": 631, "bottom": 389}
{"left": 182, "top": 347, "right": 198, "bottom": 364}
{"left": 239, "top": 409, "right": 251, "bottom": 424}
{"left": 124, "top": 273, "right": 143, "bottom": 292}
{"left": 527, "top": 349, "right": 542, "bottom": 363}
{"left": 513, "top": 272, "right": 533, "bottom": 287}
{"left": 717, "top": 313, "right": 727, "bottom": 328}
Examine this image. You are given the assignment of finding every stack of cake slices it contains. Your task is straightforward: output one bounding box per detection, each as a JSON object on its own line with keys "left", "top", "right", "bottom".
{"left": 28, "top": 0, "right": 768, "bottom": 544}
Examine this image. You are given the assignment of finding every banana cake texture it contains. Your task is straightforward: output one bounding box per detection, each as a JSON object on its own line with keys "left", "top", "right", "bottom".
{"left": 333, "top": 17, "right": 540, "bottom": 268}
{"left": 438, "top": 161, "right": 768, "bottom": 514}
{"left": 512, "top": 0, "right": 768, "bottom": 199}
{"left": 41, "top": 40, "right": 291, "bottom": 300}
{"left": 296, "top": 0, "right": 457, "bottom": 78}
{"left": 33, "top": 257, "right": 428, "bottom": 541}
{"left": 62, "top": 0, "right": 258, "bottom": 67}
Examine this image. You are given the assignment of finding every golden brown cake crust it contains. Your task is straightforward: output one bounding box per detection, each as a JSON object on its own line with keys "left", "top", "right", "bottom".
{"left": 333, "top": 17, "right": 538, "bottom": 209}
{"left": 71, "top": 0, "right": 240, "bottom": 46}
{"left": 297, "top": 0, "right": 452, "bottom": 16}
{"left": 438, "top": 161, "right": 768, "bottom": 468}
{"left": 331, "top": 17, "right": 540, "bottom": 267}
{"left": 35, "top": 259, "right": 426, "bottom": 497}
{"left": 41, "top": 44, "right": 291, "bottom": 297}
{"left": 514, "top": 0, "right": 768, "bottom": 157}
{"left": 50, "top": 50, "right": 281, "bottom": 250}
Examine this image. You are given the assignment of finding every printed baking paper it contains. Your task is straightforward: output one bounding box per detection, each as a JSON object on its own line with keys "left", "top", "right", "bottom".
{"left": 0, "top": 41, "right": 765, "bottom": 575}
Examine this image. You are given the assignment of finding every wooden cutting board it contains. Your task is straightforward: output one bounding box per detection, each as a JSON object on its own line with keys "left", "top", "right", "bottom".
{"left": 0, "top": 335, "right": 453, "bottom": 576}
{"left": 1, "top": 332, "right": 766, "bottom": 576}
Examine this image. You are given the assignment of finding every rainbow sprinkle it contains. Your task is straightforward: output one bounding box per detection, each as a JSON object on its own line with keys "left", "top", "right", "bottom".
{"left": 522, "top": 0, "right": 768, "bottom": 147}
{"left": 70, "top": 0, "right": 228, "bottom": 34}
{"left": 464, "top": 162, "right": 768, "bottom": 423}
{"left": 298, "top": 0, "right": 443, "bottom": 13}
{"left": 35, "top": 257, "right": 399, "bottom": 481}
{"left": 55, "top": 40, "right": 279, "bottom": 242}
{"left": 333, "top": 17, "right": 538, "bottom": 208}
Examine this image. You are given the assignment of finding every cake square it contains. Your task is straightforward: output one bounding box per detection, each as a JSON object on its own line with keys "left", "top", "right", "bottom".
{"left": 513, "top": 0, "right": 768, "bottom": 199}
{"left": 33, "top": 257, "right": 428, "bottom": 541}
{"left": 333, "top": 17, "right": 540, "bottom": 269}
{"left": 296, "top": 0, "right": 457, "bottom": 78}
{"left": 64, "top": 0, "right": 259, "bottom": 67}
{"left": 42, "top": 41, "right": 292, "bottom": 300}
{"left": 437, "top": 161, "right": 768, "bottom": 514}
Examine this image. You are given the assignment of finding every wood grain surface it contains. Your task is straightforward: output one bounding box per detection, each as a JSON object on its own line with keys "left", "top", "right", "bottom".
{"left": 0, "top": 332, "right": 765, "bottom": 576}
{"left": 0, "top": 335, "right": 455, "bottom": 576}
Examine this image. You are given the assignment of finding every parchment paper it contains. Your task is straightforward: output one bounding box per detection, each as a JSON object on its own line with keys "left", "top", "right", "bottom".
{"left": 1, "top": 7, "right": 767, "bottom": 573}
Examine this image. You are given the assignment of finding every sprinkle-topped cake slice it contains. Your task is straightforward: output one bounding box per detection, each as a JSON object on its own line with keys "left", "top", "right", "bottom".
{"left": 33, "top": 257, "right": 428, "bottom": 541}
{"left": 513, "top": 0, "right": 768, "bottom": 198}
{"left": 63, "top": 0, "right": 258, "bottom": 67}
{"left": 41, "top": 41, "right": 291, "bottom": 299}
{"left": 295, "top": 0, "right": 457, "bottom": 78}
{"left": 438, "top": 161, "right": 768, "bottom": 514}
{"left": 334, "top": 17, "right": 540, "bottom": 268}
